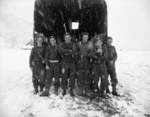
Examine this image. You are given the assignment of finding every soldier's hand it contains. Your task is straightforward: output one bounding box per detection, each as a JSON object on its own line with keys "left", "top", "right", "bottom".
{"left": 97, "top": 48, "right": 103, "bottom": 54}
{"left": 69, "top": 50, "right": 73, "bottom": 55}
{"left": 93, "top": 55, "right": 98, "bottom": 58}
{"left": 46, "top": 65, "right": 50, "bottom": 70}
{"left": 32, "top": 61, "right": 34, "bottom": 66}
{"left": 69, "top": 50, "right": 73, "bottom": 53}
{"left": 42, "top": 60, "right": 45, "bottom": 63}
{"left": 62, "top": 68, "right": 65, "bottom": 74}
{"left": 109, "top": 61, "right": 114, "bottom": 65}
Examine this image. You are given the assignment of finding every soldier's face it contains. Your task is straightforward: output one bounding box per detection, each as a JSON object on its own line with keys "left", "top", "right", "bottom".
{"left": 82, "top": 35, "right": 88, "bottom": 43}
{"left": 65, "top": 35, "right": 71, "bottom": 43}
{"left": 107, "top": 39, "right": 112, "bottom": 45}
{"left": 95, "top": 40, "right": 102, "bottom": 48}
{"left": 43, "top": 38, "right": 48, "bottom": 43}
{"left": 37, "top": 38, "right": 43, "bottom": 45}
{"left": 50, "top": 38, "right": 56, "bottom": 46}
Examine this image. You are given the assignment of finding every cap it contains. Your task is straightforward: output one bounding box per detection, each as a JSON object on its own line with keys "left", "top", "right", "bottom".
{"left": 49, "top": 36, "right": 55, "bottom": 40}
{"left": 49, "top": 36, "right": 55, "bottom": 38}
{"left": 82, "top": 32, "right": 89, "bottom": 37}
{"left": 63, "top": 32, "right": 70, "bottom": 38}
{"left": 34, "top": 33, "right": 45, "bottom": 38}
{"left": 107, "top": 36, "right": 113, "bottom": 40}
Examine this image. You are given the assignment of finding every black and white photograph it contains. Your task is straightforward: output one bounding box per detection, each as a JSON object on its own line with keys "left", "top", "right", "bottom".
{"left": 0, "top": 0, "right": 150, "bottom": 117}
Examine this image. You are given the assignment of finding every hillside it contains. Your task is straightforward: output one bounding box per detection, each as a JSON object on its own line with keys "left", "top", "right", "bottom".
{"left": 0, "top": 12, "right": 33, "bottom": 48}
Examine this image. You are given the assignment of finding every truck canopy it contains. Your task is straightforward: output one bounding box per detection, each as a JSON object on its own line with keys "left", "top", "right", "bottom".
{"left": 34, "top": 0, "right": 107, "bottom": 42}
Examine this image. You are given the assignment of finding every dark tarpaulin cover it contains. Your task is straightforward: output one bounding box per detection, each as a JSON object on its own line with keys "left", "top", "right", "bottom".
{"left": 34, "top": 0, "right": 107, "bottom": 41}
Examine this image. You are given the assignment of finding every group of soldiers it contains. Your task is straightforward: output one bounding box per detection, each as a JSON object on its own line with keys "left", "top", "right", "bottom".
{"left": 29, "top": 32, "right": 119, "bottom": 99}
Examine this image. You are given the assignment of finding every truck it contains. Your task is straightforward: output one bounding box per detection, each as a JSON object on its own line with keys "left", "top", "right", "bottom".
{"left": 33, "top": 0, "right": 108, "bottom": 45}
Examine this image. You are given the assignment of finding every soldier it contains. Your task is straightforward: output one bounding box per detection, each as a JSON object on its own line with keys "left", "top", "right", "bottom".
{"left": 40, "top": 36, "right": 61, "bottom": 96}
{"left": 29, "top": 34, "right": 46, "bottom": 94}
{"left": 59, "top": 33, "right": 77, "bottom": 97}
{"left": 77, "top": 32, "right": 93, "bottom": 97}
{"left": 91, "top": 36, "right": 108, "bottom": 98}
{"left": 42, "top": 37, "right": 48, "bottom": 48}
{"left": 106, "top": 36, "right": 120, "bottom": 96}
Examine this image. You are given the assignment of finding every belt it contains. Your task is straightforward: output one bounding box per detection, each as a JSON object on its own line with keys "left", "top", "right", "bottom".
{"left": 49, "top": 60, "right": 59, "bottom": 63}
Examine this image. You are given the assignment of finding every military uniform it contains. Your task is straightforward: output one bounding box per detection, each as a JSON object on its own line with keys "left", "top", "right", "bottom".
{"left": 59, "top": 42, "right": 77, "bottom": 96}
{"left": 91, "top": 44, "right": 108, "bottom": 97}
{"left": 77, "top": 41, "right": 92, "bottom": 96}
{"left": 44, "top": 45, "right": 61, "bottom": 94}
{"left": 29, "top": 46, "right": 46, "bottom": 93}
{"left": 106, "top": 45, "right": 118, "bottom": 95}
{"left": 39, "top": 41, "right": 48, "bottom": 91}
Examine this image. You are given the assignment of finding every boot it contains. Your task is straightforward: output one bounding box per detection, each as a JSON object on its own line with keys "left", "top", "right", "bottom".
{"left": 112, "top": 91, "right": 120, "bottom": 96}
{"left": 40, "top": 88, "right": 49, "bottom": 97}
{"left": 100, "top": 90, "right": 107, "bottom": 99}
{"left": 106, "top": 86, "right": 110, "bottom": 94}
{"left": 70, "top": 88, "right": 75, "bottom": 97}
{"left": 54, "top": 87, "right": 59, "bottom": 95}
{"left": 33, "top": 89, "right": 38, "bottom": 94}
{"left": 62, "top": 89, "right": 66, "bottom": 96}
{"left": 76, "top": 84, "right": 84, "bottom": 96}
{"left": 33, "top": 85, "right": 38, "bottom": 94}
{"left": 85, "top": 85, "right": 92, "bottom": 97}
{"left": 112, "top": 86, "right": 120, "bottom": 96}
{"left": 40, "top": 84, "right": 45, "bottom": 92}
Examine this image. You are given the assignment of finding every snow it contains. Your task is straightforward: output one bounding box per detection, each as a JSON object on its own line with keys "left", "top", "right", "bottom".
{"left": 0, "top": 48, "right": 150, "bottom": 117}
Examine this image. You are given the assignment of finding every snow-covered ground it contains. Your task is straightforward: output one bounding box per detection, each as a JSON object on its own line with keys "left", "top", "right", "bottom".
{"left": 0, "top": 48, "right": 150, "bottom": 117}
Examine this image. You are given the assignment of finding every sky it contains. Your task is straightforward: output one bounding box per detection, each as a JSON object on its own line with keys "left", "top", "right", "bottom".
{"left": 106, "top": 0, "right": 150, "bottom": 50}
{"left": 0, "top": 0, "right": 150, "bottom": 50}
{"left": 0, "top": 0, "right": 35, "bottom": 22}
